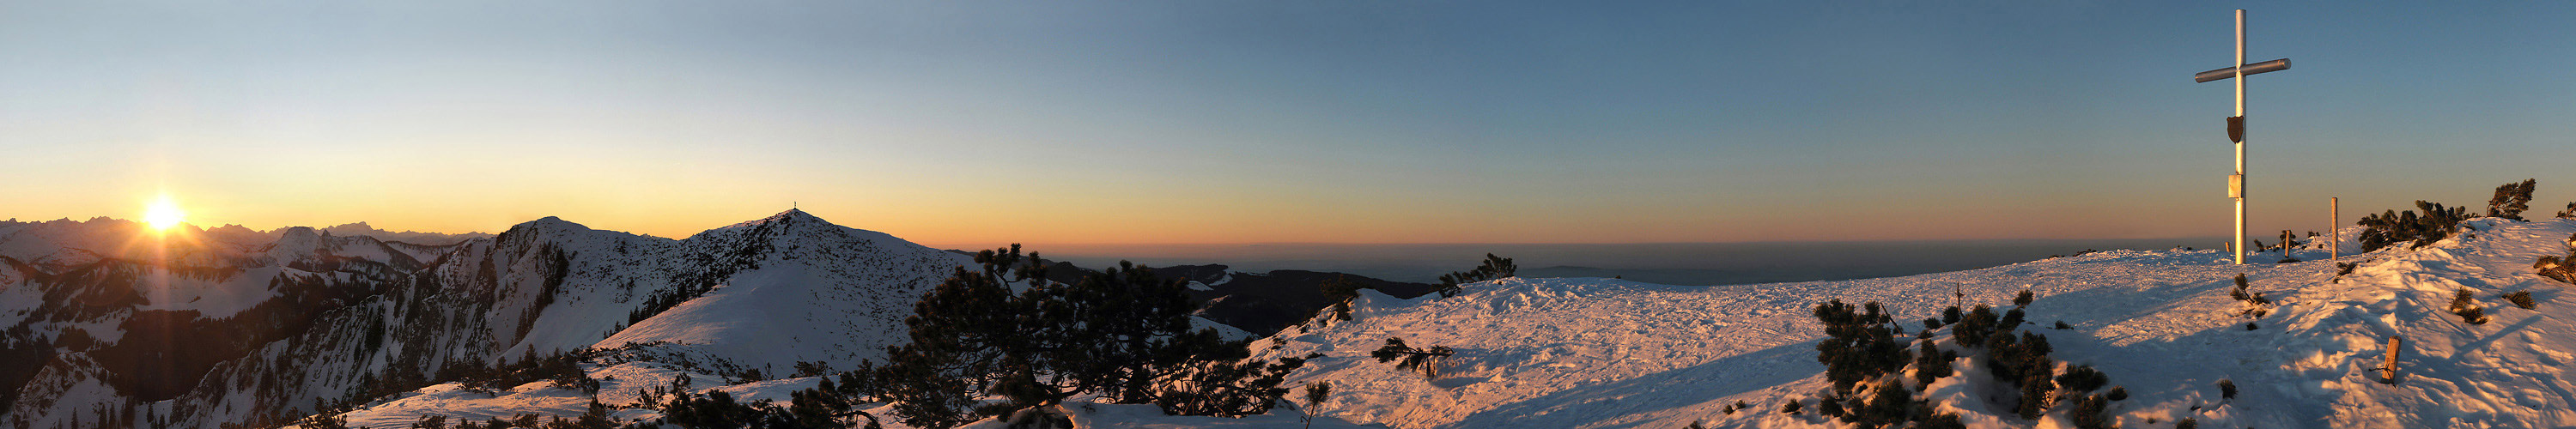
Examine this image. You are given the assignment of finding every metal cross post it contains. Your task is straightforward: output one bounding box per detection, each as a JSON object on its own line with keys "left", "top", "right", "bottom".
{"left": 2195, "top": 9, "right": 2293, "bottom": 264}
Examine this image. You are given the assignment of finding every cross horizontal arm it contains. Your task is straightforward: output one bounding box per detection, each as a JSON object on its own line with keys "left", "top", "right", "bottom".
{"left": 2194, "top": 58, "right": 2291, "bottom": 82}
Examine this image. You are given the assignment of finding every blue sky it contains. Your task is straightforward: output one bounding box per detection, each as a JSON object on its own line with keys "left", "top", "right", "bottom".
{"left": 3, "top": 1, "right": 2571, "bottom": 244}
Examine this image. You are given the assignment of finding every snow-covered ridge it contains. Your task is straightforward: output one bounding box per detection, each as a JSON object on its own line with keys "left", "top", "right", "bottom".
{"left": 0, "top": 209, "right": 970, "bottom": 429}
{"left": 1262, "top": 218, "right": 2576, "bottom": 428}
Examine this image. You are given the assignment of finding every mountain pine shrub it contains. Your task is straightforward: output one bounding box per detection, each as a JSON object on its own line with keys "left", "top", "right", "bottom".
{"left": 2489, "top": 179, "right": 2538, "bottom": 221}
{"left": 1318, "top": 275, "right": 1364, "bottom": 323}
{"left": 2558, "top": 202, "right": 2576, "bottom": 219}
{"left": 2359, "top": 201, "right": 2473, "bottom": 251}
{"left": 2505, "top": 290, "right": 2537, "bottom": 309}
{"left": 2069, "top": 393, "right": 2113, "bottom": 429}
{"left": 293, "top": 413, "right": 350, "bottom": 429}
{"left": 1912, "top": 338, "right": 1955, "bottom": 386}
{"left": 1155, "top": 356, "right": 1311, "bottom": 418}
{"left": 659, "top": 389, "right": 765, "bottom": 429}
{"left": 2229, "top": 274, "right": 2251, "bottom": 301}
{"left": 1294, "top": 382, "right": 1330, "bottom": 429}
{"left": 1433, "top": 253, "right": 1517, "bottom": 298}
{"left": 877, "top": 245, "right": 1306, "bottom": 426}
{"left": 1814, "top": 299, "right": 2124, "bottom": 426}
{"left": 1370, "top": 338, "right": 1455, "bottom": 378}
{"left": 1917, "top": 413, "right": 1967, "bottom": 429}
{"left": 2014, "top": 290, "right": 2035, "bottom": 307}
{"left": 2217, "top": 378, "right": 2238, "bottom": 400}
{"left": 1950, "top": 305, "right": 1999, "bottom": 346}
{"left": 791, "top": 361, "right": 832, "bottom": 378}
{"left": 1984, "top": 331, "right": 2057, "bottom": 420}
{"left": 1813, "top": 300, "right": 1911, "bottom": 396}
{"left": 2057, "top": 365, "right": 2108, "bottom": 392}
{"left": 549, "top": 400, "right": 616, "bottom": 429}
{"left": 2543, "top": 254, "right": 2576, "bottom": 284}
{"left": 2228, "top": 274, "right": 2274, "bottom": 318}
{"left": 1848, "top": 380, "right": 1914, "bottom": 427}
{"left": 2451, "top": 288, "right": 2490, "bottom": 325}
{"left": 1780, "top": 399, "right": 1802, "bottom": 414}
{"left": 2106, "top": 386, "right": 2128, "bottom": 401}
{"left": 2537, "top": 234, "right": 2576, "bottom": 285}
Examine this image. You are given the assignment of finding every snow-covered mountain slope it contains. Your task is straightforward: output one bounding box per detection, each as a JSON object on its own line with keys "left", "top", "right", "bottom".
{"left": 0, "top": 209, "right": 969, "bottom": 429}
{"left": 595, "top": 210, "right": 967, "bottom": 372}
{"left": 1262, "top": 218, "right": 2576, "bottom": 429}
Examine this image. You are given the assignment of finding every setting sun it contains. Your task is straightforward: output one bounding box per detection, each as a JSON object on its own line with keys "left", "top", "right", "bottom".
{"left": 144, "top": 195, "right": 186, "bottom": 231}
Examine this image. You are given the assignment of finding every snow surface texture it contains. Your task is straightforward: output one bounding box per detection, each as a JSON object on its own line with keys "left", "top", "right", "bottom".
{"left": 1260, "top": 218, "right": 2576, "bottom": 428}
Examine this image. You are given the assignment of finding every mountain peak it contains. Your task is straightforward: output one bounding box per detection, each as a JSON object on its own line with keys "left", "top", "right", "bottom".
{"left": 683, "top": 208, "right": 917, "bottom": 255}
{"left": 495, "top": 216, "right": 595, "bottom": 242}
{"left": 717, "top": 208, "right": 829, "bottom": 231}
{"left": 769, "top": 208, "right": 821, "bottom": 223}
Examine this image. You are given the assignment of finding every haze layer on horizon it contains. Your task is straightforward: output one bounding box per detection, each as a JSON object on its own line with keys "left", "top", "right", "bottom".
{"left": 5, "top": 1, "right": 2573, "bottom": 244}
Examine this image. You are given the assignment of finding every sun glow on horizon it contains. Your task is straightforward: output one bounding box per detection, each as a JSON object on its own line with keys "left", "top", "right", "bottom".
{"left": 144, "top": 195, "right": 186, "bottom": 232}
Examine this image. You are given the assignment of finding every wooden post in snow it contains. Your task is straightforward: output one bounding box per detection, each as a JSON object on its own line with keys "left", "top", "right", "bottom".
{"left": 2330, "top": 197, "right": 2341, "bottom": 280}
{"left": 2379, "top": 335, "right": 2403, "bottom": 383}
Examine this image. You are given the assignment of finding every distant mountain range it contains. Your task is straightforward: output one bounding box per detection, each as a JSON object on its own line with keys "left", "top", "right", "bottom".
{"left": 0, "top": 211, "right": 1414, "bottom": 428}
{"left": 314, "top": 222, "right": 495, "bottom": 246}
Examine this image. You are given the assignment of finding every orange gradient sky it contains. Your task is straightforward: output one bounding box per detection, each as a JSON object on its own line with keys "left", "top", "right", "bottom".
{"left": 6, "top": 3, "right": 2573, "bottom": 245}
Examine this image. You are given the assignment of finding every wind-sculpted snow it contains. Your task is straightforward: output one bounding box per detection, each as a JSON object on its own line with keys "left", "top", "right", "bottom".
{"left": 1263, "top": 219, "right": 2576, "bottom": 428}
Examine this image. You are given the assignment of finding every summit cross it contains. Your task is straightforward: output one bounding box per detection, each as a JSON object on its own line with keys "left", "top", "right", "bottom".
{"left": 2194, "top": 9, "right": 2293, "bottom": 265}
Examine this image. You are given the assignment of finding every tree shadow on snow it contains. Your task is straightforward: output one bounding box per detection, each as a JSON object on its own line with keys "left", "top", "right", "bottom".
{"left": 2021, "top": 275, "right": 2238, "bottom": 335}
{"left": 1435, "top": 340, "right": 1821, "bottom": 429}
{"left": 2456, "top": 316, "right": 2542, "bottom": 355}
